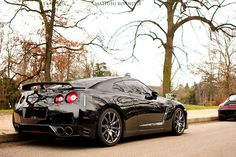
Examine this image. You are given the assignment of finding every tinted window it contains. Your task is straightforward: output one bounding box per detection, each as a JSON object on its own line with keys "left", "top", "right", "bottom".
{"left": 229, "top": 95, "right": 236, "bottom": 101}
{"left": 112, "top": 81, "right": 127, "bottom": 92}
{"left": 124, "top": 80, "right": 151, "bottom": 95}
{"left": 70, "top": 77, "right": 111, "bottom": 89}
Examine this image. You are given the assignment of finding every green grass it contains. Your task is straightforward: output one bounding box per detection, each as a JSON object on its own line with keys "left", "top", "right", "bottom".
{"left": 185, "top": 105, "right": 218, "bottom": 110}
{"left": 0, "top": 109, "right": 13, "bottom": 113}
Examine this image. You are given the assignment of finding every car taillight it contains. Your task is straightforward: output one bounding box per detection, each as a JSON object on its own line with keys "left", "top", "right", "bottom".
{"left": 65, "top": 92, "right": 78, "bottom": 104}
{"left": 55, "top": 95, "right": 64, "bottom": 104}
{"left": 219, "top": 105, "right": 236, "bottom": 109}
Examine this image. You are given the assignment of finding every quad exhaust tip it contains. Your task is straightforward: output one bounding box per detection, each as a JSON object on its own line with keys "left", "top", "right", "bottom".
{"left": 65, "top": 126, "right": 73, "bottom": 136}
{"left": 55, "top": 126, "right": 73, "bottom": 136}
{"left": 56, "top": 127, "right": 65, "bottom": 136}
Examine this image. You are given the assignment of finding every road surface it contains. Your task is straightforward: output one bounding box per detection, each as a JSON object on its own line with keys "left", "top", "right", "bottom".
{"left": 0, "top": 121, "right": 236, "bottom": 157}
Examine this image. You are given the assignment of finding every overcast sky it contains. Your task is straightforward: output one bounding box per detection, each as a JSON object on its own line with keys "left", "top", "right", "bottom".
{"left": 1, "top": 0, "right": 236, "bottom": 88}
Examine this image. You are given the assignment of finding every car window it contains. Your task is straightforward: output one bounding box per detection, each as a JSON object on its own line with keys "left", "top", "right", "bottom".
{"left": 112, "top": 81, "right": 127, "bottom": 92}
{"left": 229, "top": 95, "right": 236, "bottom": 101}
{"left": 124, "top": 80, "right": 151, "bottom": 95}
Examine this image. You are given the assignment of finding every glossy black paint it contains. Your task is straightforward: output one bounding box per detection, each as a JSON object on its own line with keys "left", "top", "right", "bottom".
{"left": 218, "top": 95, "right": 236, "bottom": 120}
{"left": 218, "top": 109, "right": 236, "bottom": 120}
{"left": 13, "top": 77, "right": 187, "bottom": 140}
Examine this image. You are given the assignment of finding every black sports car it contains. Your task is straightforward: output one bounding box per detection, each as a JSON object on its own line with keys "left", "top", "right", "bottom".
{"left": 13, "top": 77, "right": 187, "bottom": 146}
{"left": 218, "top": 94, "right": 236, "bottom": 120}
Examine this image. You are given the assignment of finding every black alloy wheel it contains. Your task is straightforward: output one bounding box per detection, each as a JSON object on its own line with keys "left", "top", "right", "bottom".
{"left": 97, "top": 108, "right": 122, "bottom": 146}
{"left": 172, "top": 108, "right": 186, "bottom": 135}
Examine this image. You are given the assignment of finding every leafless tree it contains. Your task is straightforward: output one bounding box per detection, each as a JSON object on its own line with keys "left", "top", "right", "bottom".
{"left": 211, "top": 32, "right": 236, "bottom": 95}
{"left": 192, "top": 32, "right": 236, "bottom": 105}
{"left": 193, "top": 50, "right": 219, "bottom": 104}
{"left": 4, "top": 0, "right": 98, "bottom": 81}
{"left": 109, "top": 0, "right": 236, "bottom": 95}
{"left": 0, "top": 22, "right": 5, "bottom": 54}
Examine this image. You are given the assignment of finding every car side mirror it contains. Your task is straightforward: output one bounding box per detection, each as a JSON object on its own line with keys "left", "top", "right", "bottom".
{"left": 151, "top": 91, "right": 158, "bottom": 99}
{"left": 145, "top": 93, "right": 154, "bottom": 100}
{"left": 145, "top": 91, "right": 158, "bottom": 100}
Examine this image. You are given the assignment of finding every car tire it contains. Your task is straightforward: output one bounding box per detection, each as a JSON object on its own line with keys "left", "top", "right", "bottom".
{"left": 12, "top": 113, "right": 22, "bottom": 133}
{"left": 218, "top": 116, "right": 226, "bottom": 121}
{"left": 97, "top": 108, "right": 123, "bottom": 146}
{"left": 172, "top": 108, "right": 186, "bottom": 135}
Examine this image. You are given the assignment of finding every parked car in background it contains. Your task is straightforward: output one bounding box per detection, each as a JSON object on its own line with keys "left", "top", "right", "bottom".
{"left": 13, "top": 77, "right": 187, "bottom": 146}
{"left": 218, "top": 94, "right": 236, "bottom": 120}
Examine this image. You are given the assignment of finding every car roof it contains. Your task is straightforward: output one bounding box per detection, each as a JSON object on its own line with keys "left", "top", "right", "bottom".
{"left": 69, "top": 76, "right": 128, "bottom": 89}
{"left": 21, "top": 77, "right": 134, "bottom": 91}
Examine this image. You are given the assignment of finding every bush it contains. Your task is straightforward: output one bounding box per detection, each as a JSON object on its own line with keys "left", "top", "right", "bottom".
{"left": 0, "top": 78, "right": 20, "bottom": 109}
{"left": 208, "top": 96, "right": 227, "bottom": 106}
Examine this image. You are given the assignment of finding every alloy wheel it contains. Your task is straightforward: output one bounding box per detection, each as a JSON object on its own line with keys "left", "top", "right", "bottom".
{"left": 98, "top": 108, "right": 122, "bottom": 146}
{"left": 173, "top": 108, "right": 185, "bottom": 135}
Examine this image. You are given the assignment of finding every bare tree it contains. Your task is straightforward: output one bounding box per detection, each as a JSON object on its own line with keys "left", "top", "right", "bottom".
{"left": 4, "top": 0, "right": 96, "bottom": 81}
{"left": 192, "top": 50, "right": 218, "bottom": 104}
{"left": 211, "top": 32, "right": 236, "bottom": 95}
{"left": 0, "top": 22, "right": 4, "bottom": 54}
{"left": 192, "top": 32, "right": 236, "bottom": 105}
{"left": 110, "top": 0, "right": 236, "bottom": 95}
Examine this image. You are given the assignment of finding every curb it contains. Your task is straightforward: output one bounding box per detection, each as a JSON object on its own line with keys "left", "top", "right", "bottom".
{"left": 188, "top": 117, "right": 218, "bottom": 124}
{"left": 0, "top": 116, "right": 219, "bottom": 144}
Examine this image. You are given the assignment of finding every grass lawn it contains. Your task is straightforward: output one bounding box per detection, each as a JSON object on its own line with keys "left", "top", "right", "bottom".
{"left": 0, "top": 109, "right": 13, "bottom": 113}
{"left": 185, "top": 105, "right": 218, "bottom": 110}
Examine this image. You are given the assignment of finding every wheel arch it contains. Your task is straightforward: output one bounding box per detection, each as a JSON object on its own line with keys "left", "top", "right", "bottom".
{"left": 175, "top": 104, "right": 185, "bottom": 110}
{"left": 174, "top": 104, "right": 188, "bottom": 129}
{"left": 97, "top": 103, "right": 126, "bottom": 136}
{"left": 98, "top": 103, "right": 125, "bottom": 119}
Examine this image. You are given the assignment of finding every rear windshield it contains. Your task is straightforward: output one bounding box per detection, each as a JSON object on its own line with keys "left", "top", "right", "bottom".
{"left": 48, "top": 84, "right": 72, "bottom": 90}
{"left": 229, "top": 95, "right": 236, "bottom": 101}
{"left": 70, "top": 77, "right": 110, "bottom": 89}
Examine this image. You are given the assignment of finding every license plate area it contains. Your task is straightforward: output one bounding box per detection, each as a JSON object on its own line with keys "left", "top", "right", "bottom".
{"left": 23, "top": 107, "right": 48, "bottom": 120}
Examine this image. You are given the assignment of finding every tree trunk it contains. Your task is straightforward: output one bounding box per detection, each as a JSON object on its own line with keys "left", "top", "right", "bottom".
{"left": 66, "top": 52, "right": 71, "bottom": 81}
{"left": 7, "top": 51, "right": 10, "bottom": 78}
{"left": 225, "top": 67, "right": 230, "bottom": 95}
{"left": 163, "top": 38, "right": 173, "bottom": 95}
{"left": 44, "top": 0, "right": 56, "bottom": 82}
{"left": 44, "top": 40, "right": 52, "bottom": 81}
{"left": 162, "top": 4, "right": 174, "bottom": 96}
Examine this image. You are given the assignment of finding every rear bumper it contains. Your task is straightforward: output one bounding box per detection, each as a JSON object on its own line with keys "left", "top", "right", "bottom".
{"left": 13, "top": 111, "right": 97, "bottom": 139}
{"left": 13, "top": 123, "right": 91, "bottom": 138}
{"left": 218, "top": 109, "right": 236, "bottom": 119}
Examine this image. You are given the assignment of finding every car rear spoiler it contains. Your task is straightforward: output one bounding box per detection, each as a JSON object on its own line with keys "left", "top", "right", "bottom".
{"left": 21, "top": 82, "right": 72, "bottom": 91}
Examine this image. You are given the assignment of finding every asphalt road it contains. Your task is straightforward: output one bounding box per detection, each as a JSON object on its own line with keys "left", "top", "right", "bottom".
{"left": 0, "top": 121, "right": 236, "bottom": 157}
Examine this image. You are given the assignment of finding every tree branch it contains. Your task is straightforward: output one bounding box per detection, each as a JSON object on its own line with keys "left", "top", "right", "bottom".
{"left": 53, "top": 45, "right": 84, "bottom": 51}
{"left": 122, "top": 0, "right": 142, "bottom": 12}
{"left": 54, "top": 13, "right": 95, "bottom": 29}
{"left": 174, "top": 16, "right": 217, "bottom": 33}
{"left": 4, "top": 0, "right": 41, "bottom": 14}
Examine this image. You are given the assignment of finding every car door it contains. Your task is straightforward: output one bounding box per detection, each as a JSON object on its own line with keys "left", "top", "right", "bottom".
{"left": 123, "top": 79, "right": 167, "bottom": 130}
{"left": 112, "top": 80, "right": 139, "bottom": 134}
